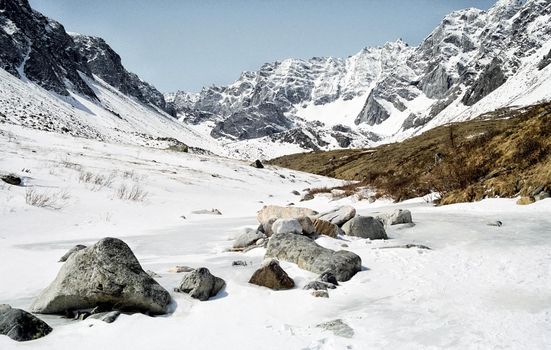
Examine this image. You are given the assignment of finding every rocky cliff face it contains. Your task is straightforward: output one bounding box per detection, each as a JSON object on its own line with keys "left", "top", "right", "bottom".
{"left": 0, "top": 0, "right": 167, "bottom": 111}
{"left": 71, "top": 34, "right": 167, "bottom": 110}
{"left": 0, "top": 0, "right": 96, "bottom": 98}
{"left": 357, "top": 0, "right": 551, "bottom": 131}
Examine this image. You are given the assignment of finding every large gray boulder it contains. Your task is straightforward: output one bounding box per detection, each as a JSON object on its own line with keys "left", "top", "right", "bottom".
{"left": 342, "top": 216, "right": 387, "bottom": 239}
{"left": 317, "top": 206, "right": 356, "bottom": 226}
{"left": 257, "top": 205, "right": 318, "bottom": 225}
{"left": 174, "top": 268, "right": 225, "bottom": 301}
{"left": 0, "top": 305, "right": 52, "bottom": 342}
{"left": 266, "top": 233, "right": 362, "bottom": 282}
{"left": 31, "top": 238, "right": 171, "bottom": 315}
{"left": 233, "top": 228, "right": 266, "bottom": 249}
{"left": 272, "top": 218, "right": 303, "bottom": 235}
{"left": 249, "top": 259, "right": 295, "bottom": 290}
{"left": 377, "top": 209, "right": 413, "bottom": 226}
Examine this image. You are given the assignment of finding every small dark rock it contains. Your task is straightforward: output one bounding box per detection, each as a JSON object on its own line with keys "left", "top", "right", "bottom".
{"left": 251, "top": 159, "right": 264, "bottom": 169}
{"left": 0, "top": 305, "right": 52, "bottom": 342}
{"left": 318, "top": 272, "right": 339, "bottom": 286}
{"left": 232, "top": 260, "right": 248, "bottom": 267}
{"left": 1, "top": 175, "right": 22, "bottom": 186}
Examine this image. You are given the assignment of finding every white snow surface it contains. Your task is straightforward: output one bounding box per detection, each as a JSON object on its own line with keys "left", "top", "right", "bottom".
{"left": 1, "top": 125, "right": 550, "bottom": 349}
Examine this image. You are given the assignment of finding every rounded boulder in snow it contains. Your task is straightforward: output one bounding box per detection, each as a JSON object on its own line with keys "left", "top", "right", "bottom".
{"left": 31, "top": 237, "right": 172, "bottom": 315}
{"left": 342, "top": 216, "right": 387, "bottom": 240}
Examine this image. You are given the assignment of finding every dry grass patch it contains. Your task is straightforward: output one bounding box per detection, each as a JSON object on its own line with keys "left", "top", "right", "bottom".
{"left": 25, "top": 188, "right": 70, "bottom": 209}
{"left": 271, "top": 102, "right": 551, "bottom": 204}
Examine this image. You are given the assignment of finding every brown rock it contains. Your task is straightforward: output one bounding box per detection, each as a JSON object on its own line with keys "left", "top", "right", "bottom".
{"left": 249, "top": 259, "right": 295, "bottom": 290}
{"left": 257, "top": 205, "right": 317, "bottom": 225}
{"left": 312, "top": 219, "right": 343, "bottom": 238}
{"left": 516, "top": 196, "right": 535, "bottom": 205}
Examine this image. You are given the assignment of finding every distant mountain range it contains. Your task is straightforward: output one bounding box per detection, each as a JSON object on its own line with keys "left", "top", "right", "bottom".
{"left": 1, "top": 0, "right": 550, "bottom": 159}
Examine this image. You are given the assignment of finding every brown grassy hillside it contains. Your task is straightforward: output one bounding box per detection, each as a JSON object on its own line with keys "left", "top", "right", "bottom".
{"left": 270, "top": 102, "right": 551, "bottom": 204}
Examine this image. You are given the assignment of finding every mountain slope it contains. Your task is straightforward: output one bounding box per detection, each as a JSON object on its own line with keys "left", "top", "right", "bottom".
{"left": 270, "top": 101, "right": 551, "bottom": 205}
{"left": 0, "top": 0, "right": 218, "bottom": 153}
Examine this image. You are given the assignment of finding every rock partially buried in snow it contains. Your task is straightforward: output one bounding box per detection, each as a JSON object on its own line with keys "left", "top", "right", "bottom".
{"left": 31, "top": 238, "right": 171, "bottom": 315}
{"left": 87, "top": 311, "right": 121, "bottom": 324}
{"left": 311, "top": 290, "right": 329, "bottom": 298}
{"left": 342, "top": 216, "right": 387, "bottom": 240}
{"left": 266, "top": 233, "right": 362, "bottom": 282}
{"left": 58, "top": 244, "right": 86, "bottom": 262}
{"left": 191, "top": 208, "right": 222, "bottom": 215}
{"left": 378, "top": 209, "right": 413, "bottom": 226}
{"left": 317, "top": 206, "right": 356, "bottom": 226}
{"left": 316, "top": 319, "right": 354, "bottom": 338}
{"left": 249, "top": 259, "right": 295, "bottom": 290}
{"left": 312, "top": 219, "right": 343, "bottom": 238}
{"left": 174, "top": 267, "right": 225, "bottom": 301}
{"left": 233, "top": 228, "right": 266, "bottom": 249}
{"left": 168, "top": 266, "right": 194, "bottom": 273}
{"left": 257, "top": 205, "right": 318, "bottom": 226}
{"left": 0, "top": 305, "right": 52, "bottom": 342}
{"left": 303, "top": 281, "right": 335, "bottom": 291}
{"left": 272, "top": 218, "right": 303, "bottom": 235}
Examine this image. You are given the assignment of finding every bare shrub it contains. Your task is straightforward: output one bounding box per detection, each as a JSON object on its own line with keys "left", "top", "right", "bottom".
{"left": 79, "top": 170, "right": 116, "bottom": 191}
{"left": 115, "top": 183, "right": 148, "bottom": 202}
{"left": 25, "top": 188, "right": 70, "bottom": 209}
{"left": 60, "top": 159, "right": 82, "bottom": 171}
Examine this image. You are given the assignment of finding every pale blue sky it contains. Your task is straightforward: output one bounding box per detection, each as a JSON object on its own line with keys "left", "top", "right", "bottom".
{"left": 29, "top": 0, "right": 496, "bottom": 93}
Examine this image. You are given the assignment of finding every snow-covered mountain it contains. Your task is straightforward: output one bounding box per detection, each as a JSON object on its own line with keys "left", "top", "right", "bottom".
{"left": 1, "top": 0, "right": 551, "bottom": 160}
{"left": 168, "top": 0, "right": 551, "bottom": 157}
{"left": 0, "top": 0, "right": 218, "bottom": 154}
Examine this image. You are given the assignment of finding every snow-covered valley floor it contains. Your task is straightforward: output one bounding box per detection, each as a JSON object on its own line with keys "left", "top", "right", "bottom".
{"left": 1, "top": 124, "right": 550, "bottom": 349}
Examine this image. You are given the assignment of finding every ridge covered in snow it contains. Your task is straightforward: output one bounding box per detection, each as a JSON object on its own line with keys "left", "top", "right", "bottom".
{"left": 1, "top": 0, "right": 550, "bottom": 160}
{"left": 168, "top": 0, "right": 551, "bottom": 157}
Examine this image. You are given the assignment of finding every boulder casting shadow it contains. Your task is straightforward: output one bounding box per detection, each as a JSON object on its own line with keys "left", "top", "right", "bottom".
{"left": 31, "top": 237, "right": 172, "bottom": 315}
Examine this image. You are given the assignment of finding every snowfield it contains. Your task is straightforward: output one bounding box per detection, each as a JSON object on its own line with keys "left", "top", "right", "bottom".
{"left": 1, "top": 124, "right": 550, "bottom": 349}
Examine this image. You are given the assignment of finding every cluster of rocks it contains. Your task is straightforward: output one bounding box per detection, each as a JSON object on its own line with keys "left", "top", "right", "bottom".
{"left": 230, "top": 204, "right": 414, "bottom": 297}
{"left": 3, "top": 205, "right": 416, "bottom": 342}
{"left": 4, "top": 237, "right": 226, "bottom": 342}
